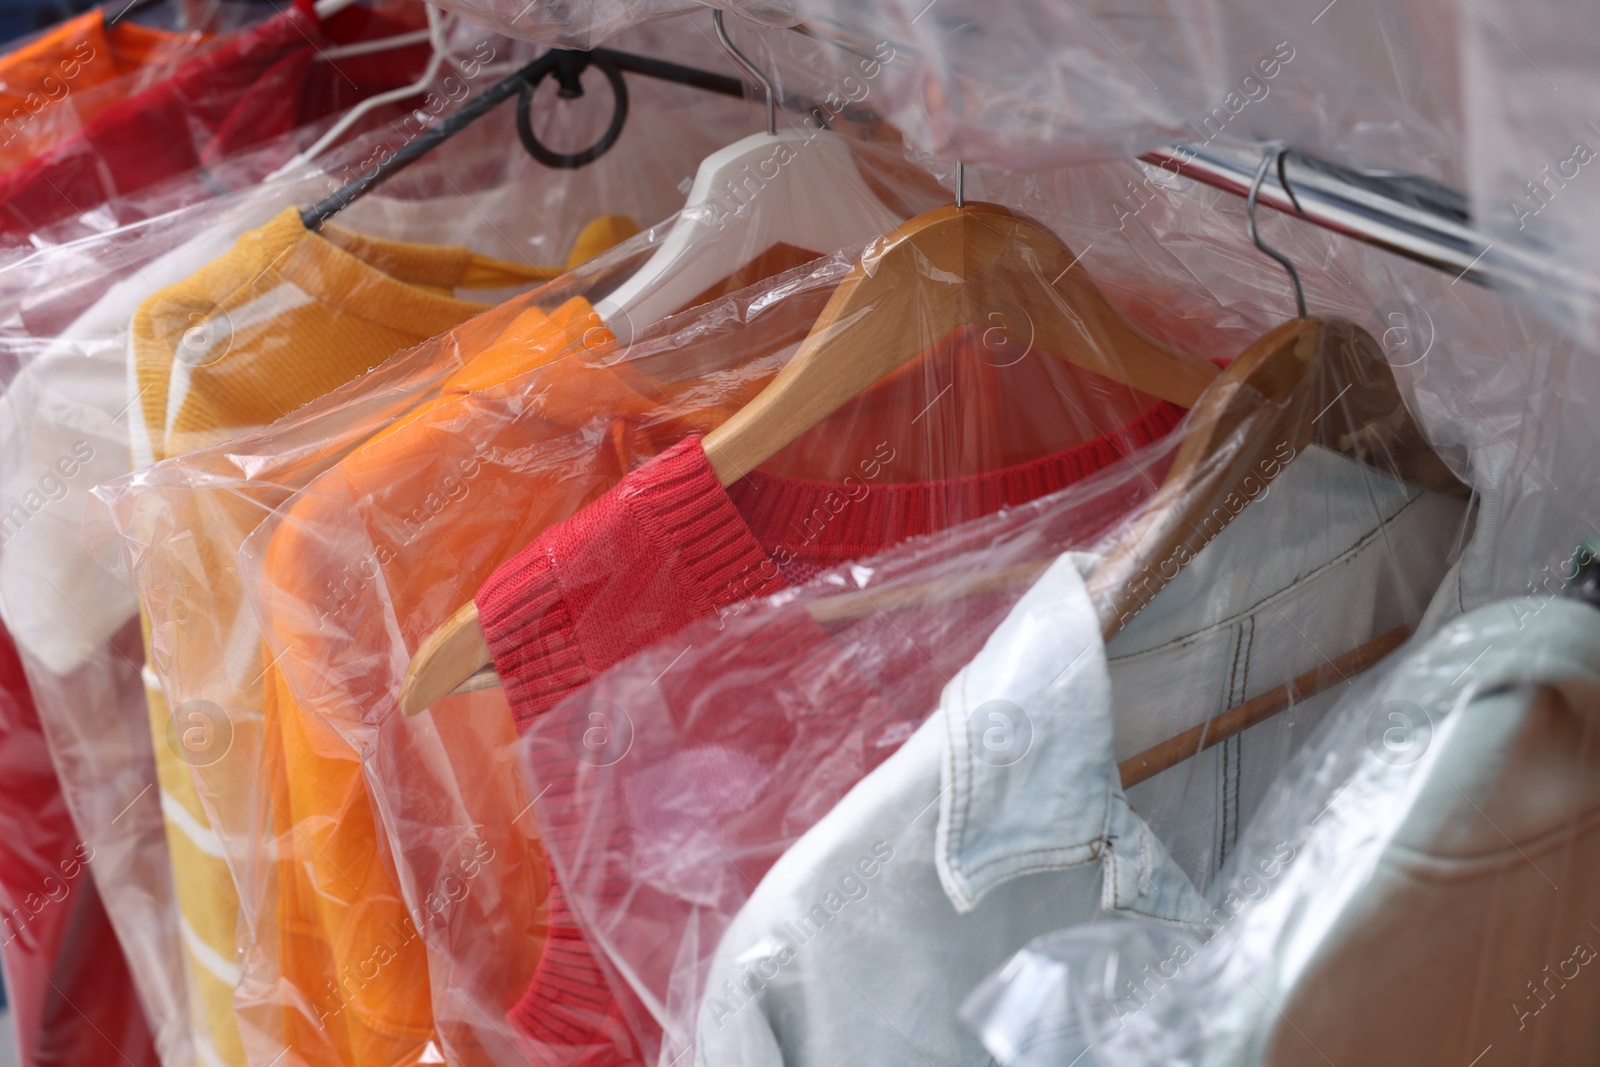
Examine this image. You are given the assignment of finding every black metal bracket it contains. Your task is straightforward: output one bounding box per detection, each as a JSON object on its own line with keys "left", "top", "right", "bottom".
{"left": 302, "top": 47, "right": 747, "bottom": 230}
{"left": 511, "top": 49, "right": 746, "bottom": 170}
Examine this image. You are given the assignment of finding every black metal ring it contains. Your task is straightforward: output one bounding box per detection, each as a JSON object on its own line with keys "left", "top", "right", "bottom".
{"left": 516, "top": 53, "right": 629, "bottom": 169}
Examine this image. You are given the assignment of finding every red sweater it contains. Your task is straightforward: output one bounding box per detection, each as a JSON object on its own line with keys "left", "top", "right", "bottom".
{"left": 477, "top": 405, "right": 1183, "bottom": 1064}
{"left": 0, "top": 3, "right": 428, "bottom": 245}
{"left": 0, "top": 624, "right": 158, "bottom": 1067}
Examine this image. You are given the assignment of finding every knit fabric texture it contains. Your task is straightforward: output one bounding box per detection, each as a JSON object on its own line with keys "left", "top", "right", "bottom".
{"left": 477, "top": 403, "right": 1185, "bottom": 1064}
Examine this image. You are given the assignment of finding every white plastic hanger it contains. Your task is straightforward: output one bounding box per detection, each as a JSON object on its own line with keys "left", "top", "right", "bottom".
{"left": 593, "top": 10, "right": 900, "bottom": 340}
{"left": 271, "top": 4, "right": 515, "bottom": 177}
{"left": 309, "top": 0, "right": 433, "bottom": 57}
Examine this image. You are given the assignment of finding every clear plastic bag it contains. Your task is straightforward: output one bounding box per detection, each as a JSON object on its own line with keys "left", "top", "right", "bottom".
{"left": 87, "top": 36, "right": 1600, "bottom": 1067}
{"left": 483, "top": 152, "right": 1584, "bottom": 1067}
{"left": 959, "top": 919, "right": 1205, "bottom": 1067}
{"left": 0, "top": 5, "right": 220, "bottom": 182}
{"left": 93, "top": 126, "right": 945, "bottom": 1065}
{"left": 0, "top": 620, "right": 161, "bottom": 1067}
{"left": 965, "top": 590, "right": 1600, "bottom": 1067}
{"left": 27, "top": 69, "right": 749, "bottom": 1067}
{"left": 86, "top": 63, "right": 887, "bottom": 1065}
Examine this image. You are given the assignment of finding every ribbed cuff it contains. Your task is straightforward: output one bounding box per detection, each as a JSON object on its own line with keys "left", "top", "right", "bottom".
{"left": 478, "top": 435, "right": 780, "bottom": 735}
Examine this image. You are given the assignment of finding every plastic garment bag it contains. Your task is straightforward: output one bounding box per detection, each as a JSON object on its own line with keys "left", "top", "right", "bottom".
{"left": 965, "top": 591, "right": 1600, "bottom": 1067}
{"left": 0, "top": 0, "right": 437, "bottom": 253}
{"left": 1461, "top": 0, "right": 1600, "bottom": 343}
{"left": 82, "top": 65, "right": 833, "bottom": 1065}
{"left": 24, "top": 72, "right": 746, "bottom": 1067}
{"left": 0, "top": 622, "right": 159, "bottom": 1067}
{"left": 230, "top": 151, "right": 1472, "bottom": 1067}
{"left": 0, "top": 6, "right": 218, "bottom": 180}
{"left": 92, "top": 127, "right": 947, "bottom": 1066}
{"left": 428, "top": 0, "right": 1600, "bottom": 347}
{"left": 504, "top": 373, "right": 1471, "bottom": 1067}
{"left": 480, "top": 144, "right": 1581, "bottom": 1067}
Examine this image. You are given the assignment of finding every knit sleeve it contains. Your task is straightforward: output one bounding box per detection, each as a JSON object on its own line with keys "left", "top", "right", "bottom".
{"left": 477, "top": 434, "right": 782, "bottom": 736}
{"left": 475, "top": 435, "right": 783, "bottom": 1067}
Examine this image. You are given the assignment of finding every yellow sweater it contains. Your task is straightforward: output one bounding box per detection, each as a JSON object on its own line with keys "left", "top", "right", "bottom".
{"left": 129, "top": 207, "right": 637, "bottom": 1067}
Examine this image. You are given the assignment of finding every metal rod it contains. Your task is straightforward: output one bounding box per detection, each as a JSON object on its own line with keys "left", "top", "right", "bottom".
{"left": 302, "top": 48, "right": 746, "bottom": 230}
{"left": 955, "top": 161, "right": 964, "bottom": 208}
{"left": 713, "top": 9, "right": 776, "bottom": 136}
{"left": 591, "top": 48, "right": 745, "bottom": 99}
{"left": 302, "top": 52, "right": 561, "bottom": 230}
{"left": 1141, "top": 140, "right": 1600, "bottom": 309}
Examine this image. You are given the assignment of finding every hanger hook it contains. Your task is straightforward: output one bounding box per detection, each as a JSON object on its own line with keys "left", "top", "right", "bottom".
{"left": 955, "top": 161, "right": 965, "bottom": 208}
{"left": 713, "top": 9, "right": 777, "bottom": 136}
{"left": 1247, "top": 145, "right": 1308, "bottom": 319}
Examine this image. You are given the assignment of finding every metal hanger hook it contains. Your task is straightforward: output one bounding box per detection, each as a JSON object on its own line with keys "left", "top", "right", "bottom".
{"left": 1247, "top": 144, "right": 1308, "bottom": 319}
{"left": 713, "top": 9, "right": 777, "bottom": 135}
{"left": 955, "top": 161, "right": 965, "bottom": 208}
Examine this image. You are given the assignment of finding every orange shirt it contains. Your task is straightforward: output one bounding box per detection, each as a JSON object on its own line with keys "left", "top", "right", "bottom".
{"left": 253, "top": 293, "right": 788, "bottom": 1064}
{"left": 0, "top": 10, "right": 209, "bottom": 174}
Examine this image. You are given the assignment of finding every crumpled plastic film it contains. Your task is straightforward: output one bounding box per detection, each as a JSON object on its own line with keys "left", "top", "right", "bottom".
{"left": 34, "top": 68, "right": 749, "bottom": 1067}
{"left": 965, "top": 591, "right": 1600, "bottom": 1066}
{"left": 486, "top": 149, "right": 1587, "bottom": 1067}
{"left": 430, "top": 0, "right": 1600, "bottom": 346}
{"left": 0, "top": 0, "right": 441, "bottom": 253}
{"left": 0, "top": 5, "right": 218, "bottom": 185}
{"left": 0, "top": 620, "right": 160, "bottom": 1067}
{"left": 84, "top": 32, "right": 1600, "bottom": 1067}
{"left": 1461, "top": 0, "right": 1600, "bottom": 344}
{"left": 88, "top": 129, "right": 942, "bottom": 1066}
{"left": 958, "top": 919, "right": 1204, "bottom": 1067}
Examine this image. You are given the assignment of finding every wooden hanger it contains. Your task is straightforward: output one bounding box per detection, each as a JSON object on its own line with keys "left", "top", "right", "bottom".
{"left": 405, "top": 312, "right": 1435, "bottom": 787}
{"left": 403, "top": 152, "right": 1463, "bottom": 715}
{"left": 400, "top": 196, "right": 1223, "bottom": 714}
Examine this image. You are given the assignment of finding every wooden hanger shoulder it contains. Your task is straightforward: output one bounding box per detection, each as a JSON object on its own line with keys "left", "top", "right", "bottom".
{"left": 401, "top": 202, "right": 1223, "bottom": 714}
{"left": 702, "top": 201, "right": 1220, "bottom": 484}
{"left": 400, "top": 600, "right": 487, "bottom": 716}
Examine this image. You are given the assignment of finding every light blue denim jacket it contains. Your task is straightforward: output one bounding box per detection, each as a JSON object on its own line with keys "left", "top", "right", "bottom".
{"left": 694, "top": 446, "right": 1467, "bottom": 1067}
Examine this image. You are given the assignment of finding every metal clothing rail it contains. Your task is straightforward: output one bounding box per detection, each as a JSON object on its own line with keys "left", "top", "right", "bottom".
{"left": 1141, "top": 140, "right": 1600, "bottom": 308}
{"left": 782, "top": 16, "right": 1600, "bottom": 309}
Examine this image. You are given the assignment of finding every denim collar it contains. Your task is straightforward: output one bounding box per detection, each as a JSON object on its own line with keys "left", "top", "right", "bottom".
{"left": 935, "top": 553, "right": 1210, "bottom": 923}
